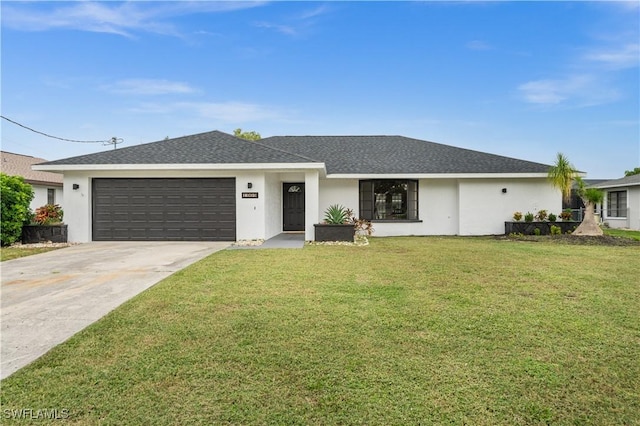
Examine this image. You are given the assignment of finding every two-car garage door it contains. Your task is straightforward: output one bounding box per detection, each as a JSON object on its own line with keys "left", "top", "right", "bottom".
{"left": 92, "top": 178, "right": 236, "bottom": 241}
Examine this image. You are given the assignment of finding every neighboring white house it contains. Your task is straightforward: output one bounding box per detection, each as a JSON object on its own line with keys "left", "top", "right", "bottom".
{"left": 593, "top": 174, "right": 640, "bottom": 231}
{"left": 33, "top": 131, "right": 561, "bottom": 243}
{"left": 1, "top": 151, "right": 64, "bottom": 211}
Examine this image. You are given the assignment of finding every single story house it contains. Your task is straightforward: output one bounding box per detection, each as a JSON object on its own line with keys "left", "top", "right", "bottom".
{"left": 593, "top": 174, "right": 640, "bottom": 230}
{"left": 1, "top": 151, "right": 64, "bottom": 211}
{"left": 33, "top": 131, "right": 561, "bottom": 242}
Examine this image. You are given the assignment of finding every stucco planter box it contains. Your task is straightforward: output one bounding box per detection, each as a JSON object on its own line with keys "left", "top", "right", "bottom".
{"left": 505, "top": 221, "right": 579, "bottom": 236}
{"left": 21, "top": 224, "right": 68, "bottom": 244}
{"left": 314, "top": 224, "right": 355, "bottom": 242}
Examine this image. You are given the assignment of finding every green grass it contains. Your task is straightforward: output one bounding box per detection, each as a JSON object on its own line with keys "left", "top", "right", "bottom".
{"left": 1, "top": 237, "right": 638, "bottom": 425}
{"left": 0, "top": 246, "right": 64, "bottom": 261}
{"left": 604, "top": 227, "right": 640, "bottom": 241}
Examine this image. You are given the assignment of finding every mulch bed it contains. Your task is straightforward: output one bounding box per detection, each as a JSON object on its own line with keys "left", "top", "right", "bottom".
{"left": 498, "top": 234, "right": 640, "bottom": 246}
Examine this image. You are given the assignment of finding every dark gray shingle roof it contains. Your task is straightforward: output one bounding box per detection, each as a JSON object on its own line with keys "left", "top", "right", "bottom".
{"left": 39, "top": 131, "right": 552, "bottom": 175}
{"left": 260, "top": 135, "right": 551, "bottom": 174}
{"left": 39, "top": 131, "right": 318, "bottom": 166}
{"left": 593, "top": 174, "right": 640, "bottom": 188}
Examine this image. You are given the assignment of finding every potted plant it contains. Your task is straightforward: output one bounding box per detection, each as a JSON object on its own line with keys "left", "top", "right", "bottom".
{"left": 560, "top": 209, "right": 573, "bottom": 221}
{"left": 314, "top": 204, "right": 354, "bottom": 242}
{"left": 21, "top": 204, "right": 68, "bottom": 243}
{"left": 513, "top": 211, "right": 523, "bottom": 221}
{"left": 314, "top": 205, "right": 373, "bottom": 242}
{"left": 535, "top": 209, "right": 548, "bottom": 221}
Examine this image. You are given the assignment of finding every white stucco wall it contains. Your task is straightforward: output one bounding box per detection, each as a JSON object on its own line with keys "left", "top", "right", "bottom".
{"left": 421, "top": 179, "right": 459, "bottom": 235}
{"left": 631, "top": 187, "right": 640, "bottom": 230}
{"left": 264, "top": 173, "right": 283, "bottom": 240}
{"left": 318, "top": 179, "right": 359, "bottom": 217}
{"left": 62, "top": 172, "right": 92, "bottom": 243}
{"left": 235, "top": 172, "right": 266, "bottom": 241}
{"left": 304, "top": 171, "right": 320, "bottom": 241}
{"left": 458, "top": 178, "right": 560, "bottom": 235}
{"left": 30, "top": 184, "right": 63, "bottom": 212}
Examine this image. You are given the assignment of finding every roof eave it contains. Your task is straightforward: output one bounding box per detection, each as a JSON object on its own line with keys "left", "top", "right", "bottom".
{"left": 593, "top": 182, "right": 640, "bottom": 189}
{"left": 326, "top": 172, "right": 552, "bottom": 179}
{"left": 24, "top": 179, "right": 64, "bottom": 187}
{"left": 33, "top": 163, "right": 326, "bottom": 172}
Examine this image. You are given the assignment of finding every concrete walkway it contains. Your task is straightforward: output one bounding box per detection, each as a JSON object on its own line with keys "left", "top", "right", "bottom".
{"left": 1, "top": 241, "right": 228, "bottom": 380}
{"left": 231, "top": 232, "right": 306, "bottom": 249}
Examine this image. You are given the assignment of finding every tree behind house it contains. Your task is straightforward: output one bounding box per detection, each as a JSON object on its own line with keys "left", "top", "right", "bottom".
{"left": 624, "top": 167, "right": 640, "bottom": 177}
{"left": 233, "top": 128, "right": 261, "bottom": 141}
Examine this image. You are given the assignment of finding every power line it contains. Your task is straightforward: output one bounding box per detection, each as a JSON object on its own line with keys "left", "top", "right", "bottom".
{"left": 1, "top": 115, "right": 120, "bottom": 145}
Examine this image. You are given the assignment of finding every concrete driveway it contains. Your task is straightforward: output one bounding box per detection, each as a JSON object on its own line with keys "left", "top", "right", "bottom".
{"left": 1, "top": 241, "right": 228, "bottom": 380}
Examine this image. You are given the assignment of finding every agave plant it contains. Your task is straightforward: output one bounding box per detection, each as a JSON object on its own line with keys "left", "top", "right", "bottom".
{"left": 323, "top": 204, "right": 349, "bottom": 224}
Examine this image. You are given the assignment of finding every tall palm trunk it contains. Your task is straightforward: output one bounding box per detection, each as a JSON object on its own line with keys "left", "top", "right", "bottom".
{"left": 573, "top": 199, "right": 603, "bottom": 236}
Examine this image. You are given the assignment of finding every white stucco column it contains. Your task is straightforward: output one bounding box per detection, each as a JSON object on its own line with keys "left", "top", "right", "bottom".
{"left": 63, "top": 172, "right": 92, "bottom": 243}
{"left": 304, "top": 170, "right": 320, "bottom": 241}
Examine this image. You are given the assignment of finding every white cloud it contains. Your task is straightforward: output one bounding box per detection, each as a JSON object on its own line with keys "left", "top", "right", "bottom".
{"left": 298, "top": 4, "right": 331, "bottom": 20}
{"left": 130, "top": 100, "right": 288, "bottom": 123}
{"left": 518, "top": 75, "right": 620, "bottom": 106}
{"left": 584, "top": 43, "right": 640, "bottom": 70}
{"left": 253, "top": 4, "right": 332, "bottom": 37}
{"left": 254, "top": 22, "right": 298, "bottom": 36}
{"left": 106, "top": 79, "right": 198, "bottom": 95}
{"left": 466, "top": 40, "right": 493, "bottom": 51}
{"left": 182, "top": 101, "right": 286, "bottom": 122}
{"left": 1, "top": 1, "right": 266, "bottom": 37}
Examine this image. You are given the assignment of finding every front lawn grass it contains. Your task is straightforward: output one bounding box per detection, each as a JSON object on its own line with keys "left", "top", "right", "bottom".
{"left": 1, "top": 237, "right": 638, "bottom": 424}
{"left": 0, "top": 246, "right": 64, "bottom": 262}
{"left": 604, "top": 227, "right": 640, "bottom": 241}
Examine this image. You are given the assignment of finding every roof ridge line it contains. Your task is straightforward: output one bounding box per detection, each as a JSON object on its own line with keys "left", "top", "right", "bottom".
{"left": 251, "top": 138, "right": 322, "bottom": 163}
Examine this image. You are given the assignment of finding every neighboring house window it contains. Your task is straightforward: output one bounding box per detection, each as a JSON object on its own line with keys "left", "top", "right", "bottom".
{"left": 359, "top": 180, "right": 418, "bottom": 220}
{"left": 607, "top": 191, "right": 627, "bottom": 218}
{"left": 47, "top": 188, "right": 55, "bottom": 205}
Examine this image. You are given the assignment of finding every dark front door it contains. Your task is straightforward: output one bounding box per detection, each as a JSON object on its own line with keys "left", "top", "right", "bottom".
{"left": 283, "top": 183, "right": 305, "bottom": 231}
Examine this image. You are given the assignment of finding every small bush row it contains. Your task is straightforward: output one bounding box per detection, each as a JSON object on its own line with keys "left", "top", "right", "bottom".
{"left": 513, "top": 209, "right": 573, "bottom": 222}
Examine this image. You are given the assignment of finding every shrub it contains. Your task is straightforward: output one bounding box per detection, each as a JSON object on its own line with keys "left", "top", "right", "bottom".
{"left": 550, "top": 225, "right": 561, "bottom": 235}
{"left": 0, "top": 173, "right": 34, "bottom": 246}
{"left": 524, "top": 212, "right": 534, "bottom": 222}
{"left": 560, "top": 209, "right": 573, "bottom": 221}
{"left": 513, "top": 211, "right": 523, "bottom": 221}
{"left": 533, "top": 228, "right": 541, "bottom": 236}
{"left": 345, "top": 208, "right": 374, "bottom": 237}
{"left": 535, "top": 209, "right": 548, "bottom": 221}
{"left": 548, "top": 213, "right": 557, "bottom": 222}
{"left": 33, "top": 204, "right": 64, "bottom": 225}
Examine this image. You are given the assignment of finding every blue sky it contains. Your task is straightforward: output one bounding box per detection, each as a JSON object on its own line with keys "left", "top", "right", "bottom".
{"left": 1, "top": 1, "right": 638, "bottom": 178}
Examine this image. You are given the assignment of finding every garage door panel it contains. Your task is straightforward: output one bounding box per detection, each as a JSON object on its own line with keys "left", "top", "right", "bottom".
{"left": 92, "top": 178, "right": 236, "bottom": 241}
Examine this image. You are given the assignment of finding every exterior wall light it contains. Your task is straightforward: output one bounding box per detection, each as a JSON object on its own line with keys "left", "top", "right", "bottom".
{"left": 502, "top": 188, "right": 507, "bottom": 194}
{"left": 73, "top": 184, "right": 80, "bottom": 190}
{"left": 247, "top": 182, "right": 253, "bottom": 189}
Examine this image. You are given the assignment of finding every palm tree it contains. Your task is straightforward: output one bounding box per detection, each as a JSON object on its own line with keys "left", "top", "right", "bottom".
{"left": 547, "top": 152, "right": 577, "bottom": 203}
{"left": 548, "top": 153, "right": 603, "bottom": 236}
{"left": 572, "top": 178, "right": 604, "bottom": 236}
